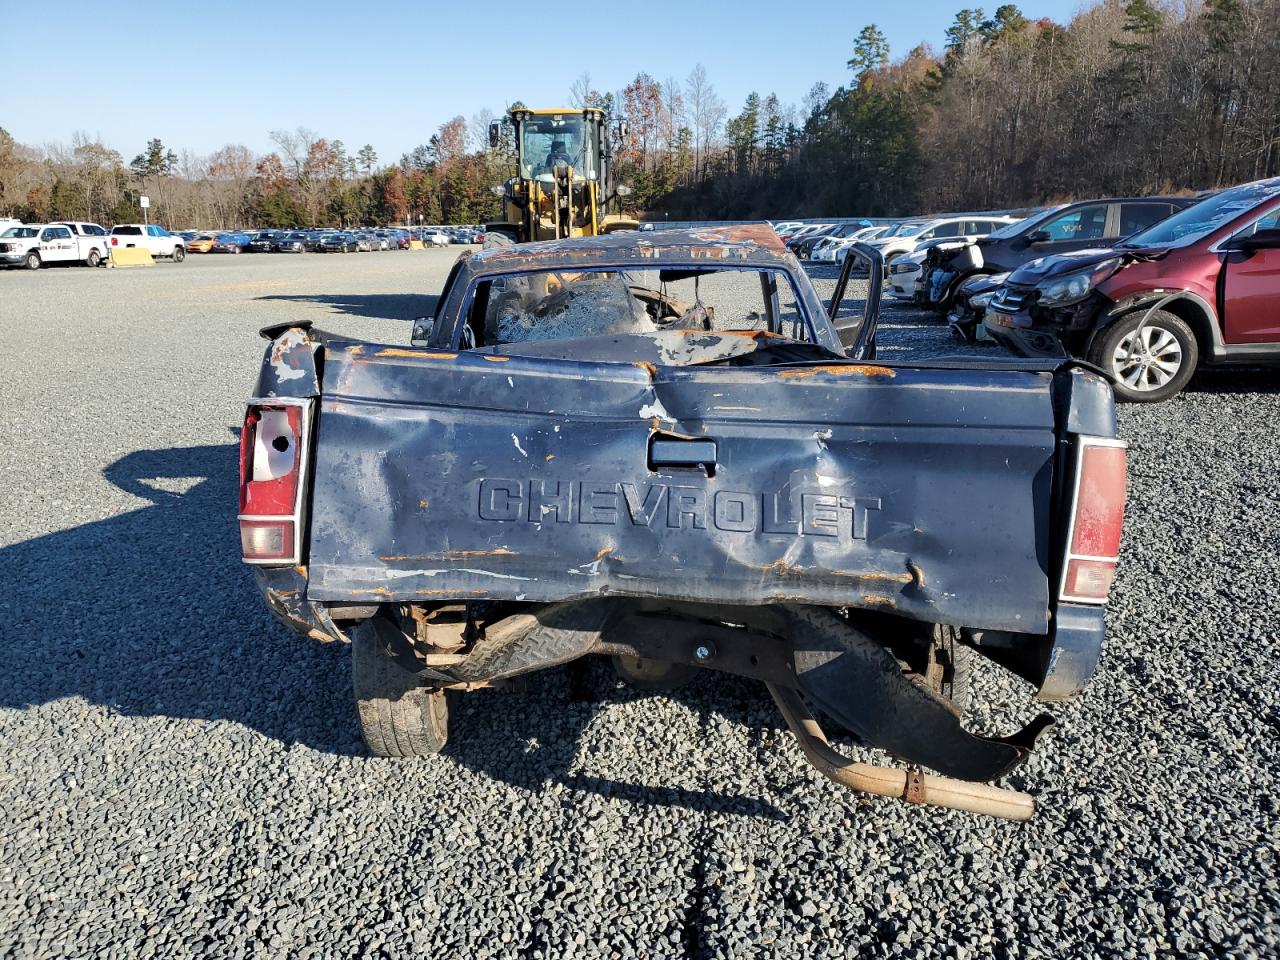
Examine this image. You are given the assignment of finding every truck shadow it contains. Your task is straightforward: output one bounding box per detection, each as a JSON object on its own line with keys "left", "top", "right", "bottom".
{"left": 255, "top": 292, "right": 438, "bottom": 323}
{"left": 0, "top": 438, "right": 783, "bottom": 818}
{"left": 451, "top": 667, "right": 789, "bottom": 820}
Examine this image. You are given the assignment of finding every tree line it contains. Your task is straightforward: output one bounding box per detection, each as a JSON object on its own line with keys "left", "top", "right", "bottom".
{"left": 641, "top": 0, "right": 1280, "bottom": 217}
{"left": 1, "top": 0, "right": 1277, "bottom": 229}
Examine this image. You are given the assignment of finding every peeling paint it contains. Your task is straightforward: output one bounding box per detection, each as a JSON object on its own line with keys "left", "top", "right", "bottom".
{"left": 381, "top": 549, "right": 516, "bottom": 561}
{"left": 639, "top": 398, "right": 670, "bottom": 420}
{"left": 375, "top": 348, "right": 458, "bottom": 360}
{"left": 777, "top": 364, "right": 897, "bottom": 380}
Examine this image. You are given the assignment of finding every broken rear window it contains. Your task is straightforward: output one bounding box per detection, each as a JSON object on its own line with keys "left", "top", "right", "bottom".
{"left": 461, "top": 266, "right": 813, "bottom": 349}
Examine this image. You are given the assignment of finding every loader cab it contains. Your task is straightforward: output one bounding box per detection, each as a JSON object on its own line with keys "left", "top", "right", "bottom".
{"left": 518, "top": 115, "right": 599, "bottom": 182}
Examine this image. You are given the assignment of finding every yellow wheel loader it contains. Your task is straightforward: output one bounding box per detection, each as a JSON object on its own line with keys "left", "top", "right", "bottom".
{"left": 485, "top": 107, "right": 639, "bottom": 247}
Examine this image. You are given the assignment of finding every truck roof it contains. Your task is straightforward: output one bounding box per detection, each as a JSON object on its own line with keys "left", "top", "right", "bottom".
{"left": 465, "top": 225, "right": 792, "bottom": 277}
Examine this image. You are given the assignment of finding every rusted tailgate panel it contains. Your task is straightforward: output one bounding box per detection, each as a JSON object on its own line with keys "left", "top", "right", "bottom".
{"left": 305, "top": 344, "right": 1058, "bottom": 632}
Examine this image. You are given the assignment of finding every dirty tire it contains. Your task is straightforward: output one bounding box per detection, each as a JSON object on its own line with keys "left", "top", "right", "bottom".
{"left": 483, "top": 229, "right": 516, "bottom": 250}
{"left": 352, "top": 617, "right": 450, "bottom": 757}
{"left": 1088, "top": 308, "right": 1197, "bottom": 403}
{"left": 25, "top": 251, "right": 40, "bottom": 270}
{"left": 172, "top": 245, "right": 185, "bottom": 262}
{"left": 86, "top": 249, "right": 101, "bottom": 268}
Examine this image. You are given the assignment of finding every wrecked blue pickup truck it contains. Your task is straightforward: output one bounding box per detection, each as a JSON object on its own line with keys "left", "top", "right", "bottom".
{"left": 240, "top": 226, "right": 1127, "bottom": 820}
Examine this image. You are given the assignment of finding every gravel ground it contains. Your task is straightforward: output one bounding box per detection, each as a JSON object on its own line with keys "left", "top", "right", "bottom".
{"left": 1, "top": 251, "right": 1278, "bottom": 958}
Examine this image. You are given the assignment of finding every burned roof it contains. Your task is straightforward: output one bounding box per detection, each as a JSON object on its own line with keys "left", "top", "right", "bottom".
{"left": 466, "top": 224, "right": 794, "bottom": 276}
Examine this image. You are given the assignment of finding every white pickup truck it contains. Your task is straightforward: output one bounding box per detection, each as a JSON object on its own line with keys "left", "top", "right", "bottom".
{"left": 108, "top": 223, "right": 186, "bottom": 261}
{"left": 55, "top": 222, "right": 112, "bottom": 266}
{"left": 0, "top": 223, "right": 111, "bottom": 269}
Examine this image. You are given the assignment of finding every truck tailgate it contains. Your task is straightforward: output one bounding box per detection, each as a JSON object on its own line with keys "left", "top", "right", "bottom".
{"left": 306, "top": 343, "right": 1057, "bottom": 633}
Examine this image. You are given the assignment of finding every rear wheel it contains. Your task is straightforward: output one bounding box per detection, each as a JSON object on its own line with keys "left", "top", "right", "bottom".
{"left": 1088, "top": 309, "right": 1197, "bottom": 403}
{"left": 86, "top": 249, "right": 101, "bottom": 267}
{"left": 24, "top": 251, "right": 40, "bottom": 270}
{"left": 352, "top": 616, "right": 450, "bottom": 757}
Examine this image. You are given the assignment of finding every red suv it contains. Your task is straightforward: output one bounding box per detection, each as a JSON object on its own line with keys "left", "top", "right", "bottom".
{"left": 985, "top": 177, "right": 1280, "bottom": 401}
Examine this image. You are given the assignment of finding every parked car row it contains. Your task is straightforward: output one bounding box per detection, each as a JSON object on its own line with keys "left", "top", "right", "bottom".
{"left": 0, "top": 221, "right": 484, "bottom": 269}
{"left": 1, "top": 221, "right": 188, "bottom": 268}
{"left": 894, "top": 180, "right": 1280, "bottom": 402}
{"left": 176, "top": 227, "right": 427, "bottom": 254}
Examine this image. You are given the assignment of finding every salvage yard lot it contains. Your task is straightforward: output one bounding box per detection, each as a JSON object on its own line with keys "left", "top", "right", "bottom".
{"left": 2, "top": 251, "right": 1278, "bottom": 957}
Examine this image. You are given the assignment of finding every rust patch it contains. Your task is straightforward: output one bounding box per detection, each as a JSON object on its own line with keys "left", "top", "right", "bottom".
{"left": 595, "top": 546, "right": 615, "bottom": 561}
{"left": 294, "top": 565, "right": 308, "bottom": 577}
{"left": 908, "top": 561, "right": 926, "bottom": 589}
{"left": 414, "top": 588, "right": 479, "bottom": 597}
{"left": 843, "top": 571, "right": 913, "bottom": 584}
{"left": 375, "top": 348, "right": 458, "bottom": 360}
{"left": 633, "top": 360, "right": 658, "bottom": 378}
{"left": 346, "top": 344, "right": 364, "bottom": 357}
{"left": 483, "top": 355, "right": 510, "bottom": 363}
{"left": 777, "top": 364, "right": 897, "bottom": 380}
{"left": 545, "top": 454, "right": 555, "bottom": 461}
{"left": 861, "top": 594, "right": 896, "bottom": 607}
{"left": 354, "top": 587, "right": 394, "bottom": 597}
{"left": 707, "top": 329, "right": 782, "bottom": 341}
{"left": 419, "top": 499, "right": 429, "bottom": 510}
{"left": 760, "top": 559, "right": 795, "bottom": 576}
{"left": 380, "top": 548, "right": 515, "bottom": 561}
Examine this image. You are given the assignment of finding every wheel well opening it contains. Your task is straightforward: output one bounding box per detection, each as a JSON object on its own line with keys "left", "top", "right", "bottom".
{"left": 1159, "top": 297, "right": 1215, "bottom": 360}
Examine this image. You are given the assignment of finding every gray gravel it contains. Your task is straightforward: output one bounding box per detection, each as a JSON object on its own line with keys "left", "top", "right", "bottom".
{"left": 2, "top": 251, "right": 1279, "bottom": 958}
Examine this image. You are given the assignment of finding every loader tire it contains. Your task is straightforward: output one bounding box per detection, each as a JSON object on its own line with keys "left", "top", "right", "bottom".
{"left": 484, "top": 229, "right": 517, "bottom": 250}
{"left": 352, "top": 616, "right": 451, "bottom": 757}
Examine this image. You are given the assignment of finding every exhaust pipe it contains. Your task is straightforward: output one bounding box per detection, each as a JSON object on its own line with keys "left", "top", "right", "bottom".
{"left": 767, "top": 683, "right": 1035, "bottom": 821}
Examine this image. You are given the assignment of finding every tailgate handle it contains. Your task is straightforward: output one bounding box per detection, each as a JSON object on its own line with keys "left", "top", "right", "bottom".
{"left": 649, "top": 436, "right": 717, "bottom": 474}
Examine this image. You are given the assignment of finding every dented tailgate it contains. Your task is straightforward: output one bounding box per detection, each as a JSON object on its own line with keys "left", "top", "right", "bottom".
{"left": 305, "top": 343, "right": 1058, "bottom": 633}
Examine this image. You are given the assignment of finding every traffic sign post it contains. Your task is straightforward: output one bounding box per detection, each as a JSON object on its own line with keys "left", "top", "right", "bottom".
{"left": 140, "top": 195, "right": 150, "bottom": 226}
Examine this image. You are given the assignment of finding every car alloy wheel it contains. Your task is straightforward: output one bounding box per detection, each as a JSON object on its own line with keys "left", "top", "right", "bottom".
{"left": 1112, "top": 323, "right": 1185, "bottom": 392}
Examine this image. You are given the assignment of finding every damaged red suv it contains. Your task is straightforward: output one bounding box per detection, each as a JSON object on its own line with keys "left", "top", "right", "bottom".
{"left": 985, "top": 177, "right": 1280, "bottom": 401}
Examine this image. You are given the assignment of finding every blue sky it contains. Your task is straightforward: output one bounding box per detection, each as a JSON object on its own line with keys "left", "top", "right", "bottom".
{"left": 2, "top": 0, "right": 1083, "bottom": 161}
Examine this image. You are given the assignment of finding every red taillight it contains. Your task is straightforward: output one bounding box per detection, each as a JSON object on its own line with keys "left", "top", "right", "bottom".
{"left": 110, "top": 236, "right": 118, "bottom": 246}
{"left": 1059, "top": 438, "right": 1127, "bottom": 603}
{"left": 239, "top": 400, "right": 310, "bottom": 564}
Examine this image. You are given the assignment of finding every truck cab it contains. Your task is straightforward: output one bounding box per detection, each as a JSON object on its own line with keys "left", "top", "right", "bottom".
{"left": 54, "top": 222, "right": 111, "bottom": 266}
